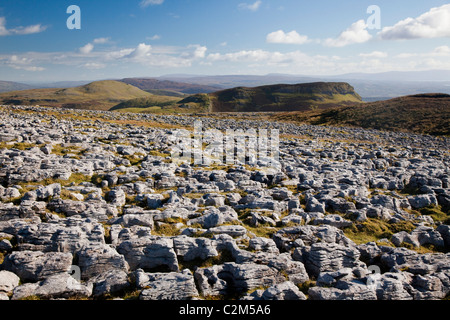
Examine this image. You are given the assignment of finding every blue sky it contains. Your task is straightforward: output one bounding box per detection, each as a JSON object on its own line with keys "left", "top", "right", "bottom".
{"left": 1, "top": 0, "right": 450, "bottom": 82}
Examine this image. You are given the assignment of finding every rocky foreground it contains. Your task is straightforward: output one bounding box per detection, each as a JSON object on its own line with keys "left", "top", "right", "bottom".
{"left": 0, "top": 105, "right": 449, "bottom": 300}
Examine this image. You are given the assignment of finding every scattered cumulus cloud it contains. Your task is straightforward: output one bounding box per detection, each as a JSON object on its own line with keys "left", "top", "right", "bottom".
{"left": 238, "top": 1, "right": 262, "bottom": 12}
{"left": 323, "top": 20, "right": 372, "bottom": 47}
{"left": 2, "top": 55, "right": 45, "bottom": 72}
{"left": 147, "top": 34, "right": 161, "bottom": 41}
{"left": 81, "top": 62, "right": 106, "bottom": 70}
{"left": 266, "top": 30, "right": 309, "bottom": 45}
{"left": 191, "top": 45, "right": 207, "bottom": 59}
{"left": 93, "top": 37, "right": 110, "bottom": 44}
{"left": 359, "top": 51, "right": 388, "bottom": 58}
{"left": 378, "top": 4, "right": 450, "bottom": 40}
{"left": 79, "top": 43, "right": 94, "bottom": 55}
{"left": 432, "top": 45, "right": 450, "bottom": 56}
{"left": 125, "top": 43, "right": 152, "bottom": 61}
{"left": 0, "top": 17, "right": 47, "bottom": 36}
{"left": 140, "top": 0, "right": 164, "bottom": 8}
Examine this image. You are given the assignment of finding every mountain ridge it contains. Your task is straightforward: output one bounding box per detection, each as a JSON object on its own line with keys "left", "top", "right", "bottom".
{"left": 207, "top": 82, "right": 362, "bottom": 112}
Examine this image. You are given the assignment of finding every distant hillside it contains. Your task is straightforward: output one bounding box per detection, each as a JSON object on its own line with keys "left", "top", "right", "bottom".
{"left": 120, "top": 78, "right": 220, "bottom": 94}
{"left": 0, "top": 81, "right": 33, "bottom": 93}
{"left": 208, "top": 82, "right": 362, "bottom": 112}
{"left": 109, "top": 93, "right": 212, "bottom": 114}
{"left": 160, "top": 74, "right": 450, "bottom": 100}
{"left": 272, "top": 93, "right": 450, "bottom": 136}
{"left": 0, "top": 80, "right": 152, "bottom": 111}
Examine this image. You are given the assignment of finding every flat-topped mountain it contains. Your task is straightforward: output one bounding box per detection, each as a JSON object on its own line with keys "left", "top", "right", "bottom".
{"left": 207, "top": 82, "right": 362, "bottom": 112}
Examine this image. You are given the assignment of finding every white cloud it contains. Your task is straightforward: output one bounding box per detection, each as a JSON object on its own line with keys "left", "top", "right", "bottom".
{"left": 238, "top": 1, "right": 262, "bottom": 12}
{"left": 0, "top": 17, "right": 47, "bottom": 36}
{"left": 81, "top": 62, "right": 106, "bottom": 70}
{"left": 140, "top": 0, "right": 164, "bottom": 8}
{"left": 323, "top": 20, "right": 372, "bottom": 47}
{"left": 2, "top": 55, "right": 45, "bottom": 72}
{"left": 378, "top": 4, "right": 450, "bottom": 40}
{"left": 93, "top": 37, "right": 110, "bottom": 44}
{"left": 192, "top": 45, "right": 207, "bottom": 59}
{"left": 125, "top": 43, "right": 152, "bottom": 60}
{"left": 266, "top": 30, "right": 309, "bottom": 45}
{"left": 432, "top": 45, "right": 450, "bottom": 56}
{"left": 147, "top": 34, "right": 161, "bottom": 41}
{"left": 395, "top": 53, "right": 418, "bottom": 59}
{"left": 79, "top": 43, "right": 94, "bottom": 55}
{"left": 359, "top": 51, "right": 388, "bottom": 58}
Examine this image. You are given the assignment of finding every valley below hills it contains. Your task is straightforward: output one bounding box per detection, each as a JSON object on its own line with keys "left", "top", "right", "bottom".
{"left": 0, "top": 78, "right": 449, "bottom": 137}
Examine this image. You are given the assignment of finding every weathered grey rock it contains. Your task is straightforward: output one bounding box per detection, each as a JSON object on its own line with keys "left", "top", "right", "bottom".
{"left": 3, "top": 251, "right": 73, "bottom": 282}
{"left": 224, "top": 262, "right": 283, "bottom": 292}
{"left": 117, "top": 236, "right": 179, "bottom": 271}
{"left": 90, "top": 269, "right": 130, "bottom": 297}
{"left": 14, "top": 218, "right": 105, "bottom": 252}
{"left": 312, "top": 214, "right": 353, "bottom": 229}
{"left": 138, "top": 269, "right": 198, "bottom": 300}
{"left": 375, "top": 272, "right": 413, "bottom": 300}
{"left": 11, "top": 273, "right": 93, "bottom": 300}
{"left": 107, "top": 189, "right": 126, "bottom": 207}
{"left": 411, "top": 274, "right": 447, "bottom": 300}
{"left": 153, "top": 207, "right": 193, "bottom": 222}
{"left": 305, "top": 197, "right": 326, "bottom": 213}
{"left": 48, "top": 199, "right": 118, "bottom": 222}
{"left": 193, "top": 265, "right": 228, "bottom": 297}
{"left": 36, "top": 183, "right": 61, "bottom": 200}
{"left": 391, "top": 226, "right": 444, "bottom": 249}
{"left": 77, "top": 244, "right": 129, "bottom": 280}
{"left": 248, "top": 237, "right": 279, "bottom": 254}
{"left": 0, "top": 270, "right": 20, "bottom": 294}
{"left": 188, "top": 207, "right": 224, "bottom": 229}
{"left": 112, "top": 213, "right": 155, "bottom": 229}
{"left": 0, "top": 238, "right": 13, "bottom": 251}
{"left": 301, "top": 242, "right": 363, "bottom": 277}
{"left": 205, "top": 225, "right": 247, "bottom": 237}
{"left": 275, "top": 225, "right": 354, "bottom": 252}
{"left": 0, "top": 186, "right": 21, "bottom": 201}
{"left": 203, "top": 193, "right": 226, "bottom": 207}
{"left": 437, "top": 224, "right": 450, "bottom": 248}
{"left": 357, "top": 242, "right": 383, "bottom": 264}
{"left": 380, "top": 247, "right": 450, "bottom": 275}
{"left": 267, "top": 253, "right": 309, "bottom": 285}
{"left": 249, "top": 211, "right": 277, "bottom": 227}
{"left": 259, "top": 281, "right": 307, "bottom": 300}
{"left": 326, "top": 197, "right": 356, "bottom": 213}
{"left": 308, "top": 283, "right": 377, "bottom": 300}
{"left": 408, "top": 194, "right": 438, "bottom": 209}
{"left": 173, "top": 235, "right": 218, "bottom": 261}
{"left": 317, "top": 268, "right": 354, "bottom": 287}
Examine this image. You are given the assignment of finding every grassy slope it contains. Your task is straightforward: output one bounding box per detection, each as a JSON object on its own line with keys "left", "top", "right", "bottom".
{"left": 120, "top": 78, "right": 220, "bottom": 94}
{"left": 0, "top": 80, "right": 152, "bottom": 111}
{"left": 110, "top": 93, "right": 212, "bottom": 114}
{"left": 272, "top": 94, "right": 450, "bottom": 136}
